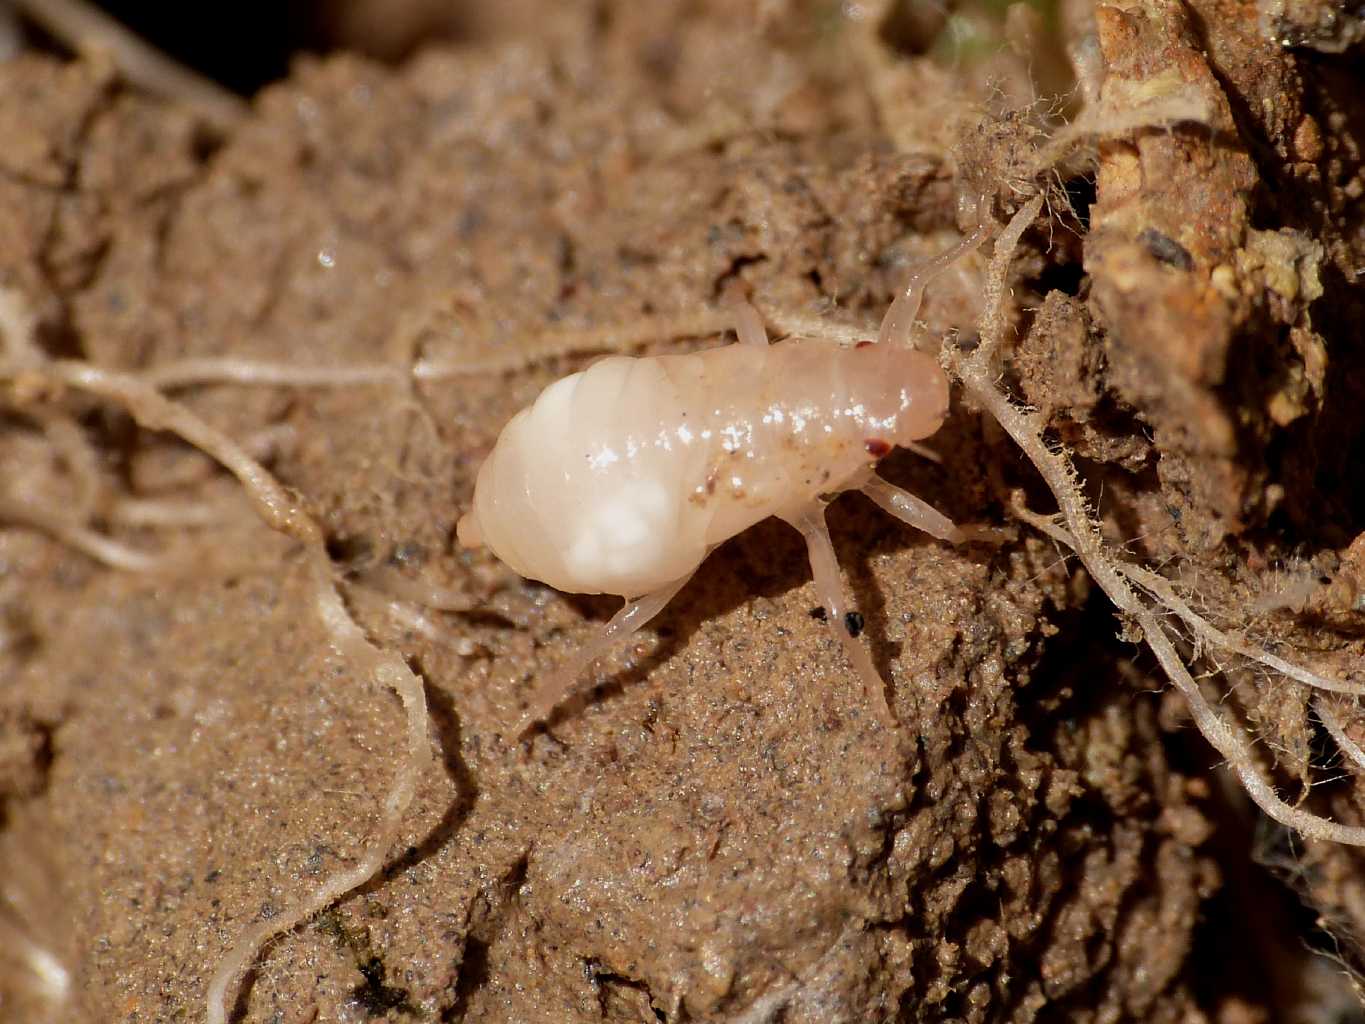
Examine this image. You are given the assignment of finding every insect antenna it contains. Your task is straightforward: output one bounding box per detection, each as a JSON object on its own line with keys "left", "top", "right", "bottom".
{"left": 877, "top": 220, "right": 992, "bottom": 350}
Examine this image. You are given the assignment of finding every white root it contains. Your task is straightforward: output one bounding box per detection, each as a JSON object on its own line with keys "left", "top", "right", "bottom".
{"left": 764, "top": 312, "right": 868, "bottom": 347}
{"left": 0, "top": 495, "right": 166, "bottom": 572}
{"left": 141, "top": 309, "right": 742, "bottom": 392}
{"left": 107, "top": 495, "right": 239, "bottom": 528}
{"left": 420, "top": 309, "right": 739, "bottom": 377}
{"left": 966, "top": 194, "right": 1044, "bottom": 368}
{"left": 204, "top": 576, "right": 428, "bottom": 1024}
{"left": 0, "top": 291, "right": 432, "bottom": 1024}
{"left": 1029, "top": 89, "right": 1215, "bottom": 175}
{"left": 1121, "top": 564, "right": 1365, "bottom": 697}
{"left": 144, "top": 357, "right": 406, "bottom": 390}
{"left": 1008, "top": 501, "right": 1365, "bottom": 698}
{"left": 1316, "top": 697, "right": 1365, "bottom": 777}
{"left": 27, "top": 361, "right": 313, "bottom": 540}
{"left": 353, "top": 564, "right": 476, "bottom": 612}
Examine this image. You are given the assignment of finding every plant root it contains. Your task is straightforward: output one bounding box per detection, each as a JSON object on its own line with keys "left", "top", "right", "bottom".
{"left": 0, "top": 495, "right": 167, "bottom": 572}
{"left": 0, "top": 289, "right": 432, "bottom": 1024}
{"left": 11, "top": 0, "right": 247, "bottom": 130}
{"left": 204, "top": 568, "right": 429, "bottom": 1024}
{"left": 1013, "top": 501, "right": 1365, "bottom": 699}
{"left": 29, "top": 408, "right": 103, "bottom": 522}
{"left": 140, "top": 309, "right": 742, "bottom": 393}
{"left": 948, "top": 198, "right": 1365, "bottom": 847}
{"left": 106, "top": 494, "right": 240, "bottom": 528}
{"left": 1316, "top": 697, "right": 1365, "bottom": 777}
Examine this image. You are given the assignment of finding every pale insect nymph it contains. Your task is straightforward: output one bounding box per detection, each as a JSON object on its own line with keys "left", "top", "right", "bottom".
{"left": 458, "top": 231, "right": 987, "bottom": 735}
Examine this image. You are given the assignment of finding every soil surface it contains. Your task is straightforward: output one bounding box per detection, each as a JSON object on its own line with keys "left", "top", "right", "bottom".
{"left": 2, "top": 2, "right": 1365, "bottom": 1023}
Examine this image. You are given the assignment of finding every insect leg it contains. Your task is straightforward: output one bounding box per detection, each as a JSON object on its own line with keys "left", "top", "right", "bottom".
{"left": 858, "top": 472, "right": 963, "bottom": 543}
{"left": 728, "top": 295, "right": 771, "bottom": 348}
{"left": 779, "top": 501, "right": 897, "bottom": 729}
{"left": 514, "top": 572, "right": 696, "bottom": 737}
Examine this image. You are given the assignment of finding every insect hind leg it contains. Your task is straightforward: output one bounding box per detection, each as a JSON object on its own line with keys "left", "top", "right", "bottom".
{"left": 780, "top": 501, "right": 897, "bottom": 729}
{"left": 858, "top": 472, "right": 963, "bottom": 543}
{"left": 513, "top": 572, "right": 695, "bottom": 738}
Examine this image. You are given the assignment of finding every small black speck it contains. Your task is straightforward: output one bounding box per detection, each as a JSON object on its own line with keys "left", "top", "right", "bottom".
{"left": 458, "top": 207, "right": 484, "bottom": 237}
{"left": 1139, "top": 228, "right": 1194, "bottom": 271}
{"left": 809, "top": 606, "right": 827, "bottom": 621}
{"left": 844, "top": 611, "right": 865, "bottom": 637}
{"left": 351, "top": 957, "right": 417, "bottom": 1016}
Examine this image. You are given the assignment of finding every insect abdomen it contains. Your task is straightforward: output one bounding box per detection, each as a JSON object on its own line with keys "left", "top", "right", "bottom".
{"left": 464, "top": 353, "right": 715, "bottom": 597}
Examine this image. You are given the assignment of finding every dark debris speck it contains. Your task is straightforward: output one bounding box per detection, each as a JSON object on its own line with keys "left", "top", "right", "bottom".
{"left": 351, "top": 956, "right": 419, "bottom": 1017}
{"left": 1138, "top": 228, "right": 1194, "bottom": 270}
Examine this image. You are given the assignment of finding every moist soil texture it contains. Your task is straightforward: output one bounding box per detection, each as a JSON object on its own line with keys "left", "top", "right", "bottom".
{"left": 2, "top": 2, "right": 1365, "bottom": 1022}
